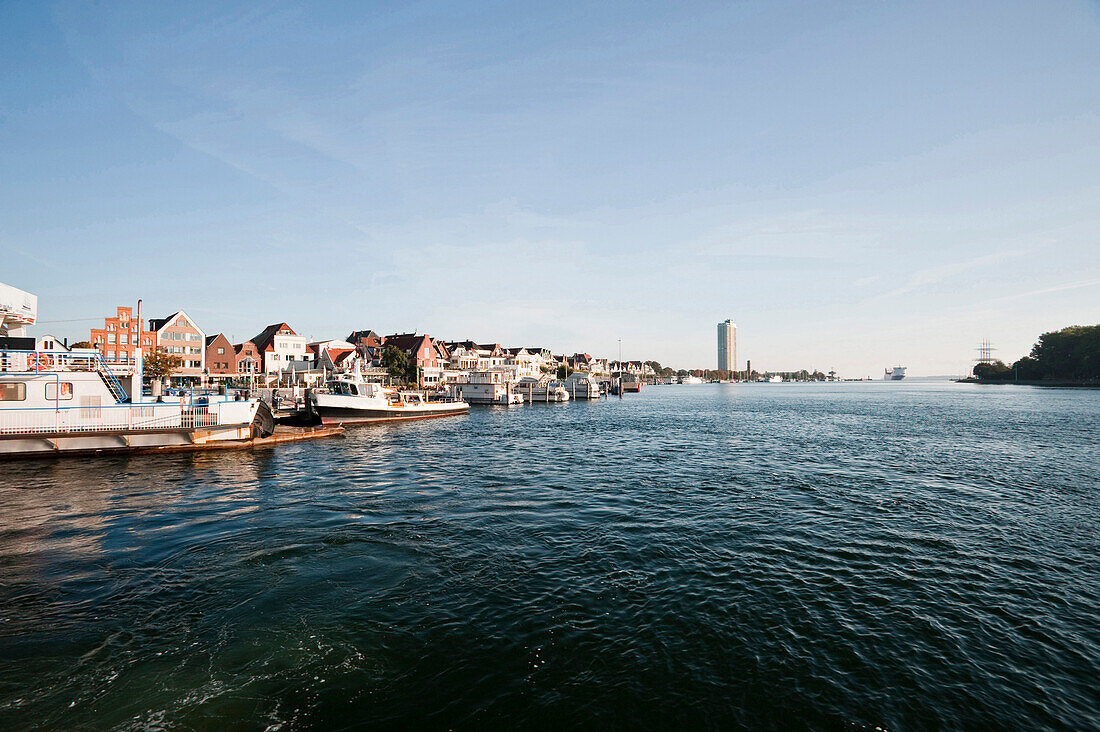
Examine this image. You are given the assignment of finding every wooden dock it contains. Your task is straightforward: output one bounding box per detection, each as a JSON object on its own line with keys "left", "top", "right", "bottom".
{"left": 141, "top": 425, "right": 344, "bottom": 454}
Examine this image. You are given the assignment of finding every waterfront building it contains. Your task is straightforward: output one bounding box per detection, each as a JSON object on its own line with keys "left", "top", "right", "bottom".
{"left": 718, "top": 318, "right": 737, "bottom": 373}
{"left": 35, "top": 334, "right": 70, "bottom": 353}
{"left": 309, "top": 339, "right": 358, "bottom": 373}
{"left": 233, "top": 341, "right": 262, "bottom": 377}
{"left": 149, "top": 311, "right": 206, "bottom": 376}
{"left": 383, "top": 333, "right": 446, "bottom": 387}
{"left": 251, "top": 323, "right": 310, "bottom": 375}
{"left": 204, "top": 334, "right": 237, "bottom": 376}
{"left": 89, "top": 306, "right": 156, "bottom": 368}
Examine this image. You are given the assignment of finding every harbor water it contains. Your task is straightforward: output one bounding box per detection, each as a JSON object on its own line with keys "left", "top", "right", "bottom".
{"left": 1, "top": 383, "right": 1098, "bottom": 729}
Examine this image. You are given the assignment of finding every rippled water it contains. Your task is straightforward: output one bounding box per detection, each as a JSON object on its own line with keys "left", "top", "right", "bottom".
{"left": 1, "top": 382, "right": 1098, "bottom": 730}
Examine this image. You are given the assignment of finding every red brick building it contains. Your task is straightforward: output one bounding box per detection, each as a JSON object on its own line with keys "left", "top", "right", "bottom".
{"left": 234, "top": 341, "right": 262, "bottom": 376}
{"left": 89, "top": 306, "right": 155, "bottom": 366}
{"left": 148, "top": 311, "right": 205, "bottom": 376}
{"left": 204, "top": 333, "right": 237, "bottom": 375}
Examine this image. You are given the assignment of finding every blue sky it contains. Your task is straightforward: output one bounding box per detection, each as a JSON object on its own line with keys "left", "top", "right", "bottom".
{"left": 3, "top": 0, "right": 1099, "bottom": 375}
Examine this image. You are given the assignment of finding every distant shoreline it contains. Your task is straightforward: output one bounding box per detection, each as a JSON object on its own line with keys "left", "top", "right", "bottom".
{"left": 956, "top": 378, "right": 1100, "bottom": 388}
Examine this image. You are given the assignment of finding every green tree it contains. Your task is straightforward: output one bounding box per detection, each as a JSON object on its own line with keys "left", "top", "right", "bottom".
{"left": 556, "top": 364, "right": 574, "bottom": 379}
{"left": 382, "top": 345, "right": 410, "bottom": 383}
{"left": 144, "top": 347, "right": 182, "bottom": 381}
{"left": 973, "top": 359, "right": 1012, "bottom": 381}
{"left": 1027, "top": 325, "right": 1100, "bottom": 381}
{"left": 70, "top": 341, "right": 93, "bottom": 349}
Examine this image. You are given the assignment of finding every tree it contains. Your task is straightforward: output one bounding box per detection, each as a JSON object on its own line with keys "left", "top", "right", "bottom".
{"left": 70, "top": 341, "right": 92, "bottom": 349}
{"left": 556, "top": 364, "right": 574, "bottom": 379}
{"left": 144, "top": 347, "right": 182, "bottom": 381}
{"left": 1026, "top": 324, "right": 1100, "bottom": 381}
{"left": 382, "top": 345, "right": 411, "bottom": 384}
{"left": 973, "top": 359, "right": 1012, "bottom": 381}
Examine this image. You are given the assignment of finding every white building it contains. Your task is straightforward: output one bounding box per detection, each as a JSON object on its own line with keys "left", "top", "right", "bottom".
{"left": 0, "top": 282, "right": 37, "bottom": 338}
{"left": 718, "top": 318, "right": 737, "bottom": 373}
{"left": 253, "top": 323, "right": 310, "bottom": 376}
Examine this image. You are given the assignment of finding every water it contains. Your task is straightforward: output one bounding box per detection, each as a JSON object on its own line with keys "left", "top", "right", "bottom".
{"left": 1, "top": 382, "right": 1098, "bottom": 730}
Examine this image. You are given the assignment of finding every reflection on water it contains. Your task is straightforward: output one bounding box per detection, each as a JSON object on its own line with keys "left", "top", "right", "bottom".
{"left": 0, "top": 382, "right": 1098, "bottom": 729}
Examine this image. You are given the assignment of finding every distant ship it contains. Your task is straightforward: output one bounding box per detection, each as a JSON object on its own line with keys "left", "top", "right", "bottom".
{"left": 884, "top": 366, "right": 906, "bottom": 381}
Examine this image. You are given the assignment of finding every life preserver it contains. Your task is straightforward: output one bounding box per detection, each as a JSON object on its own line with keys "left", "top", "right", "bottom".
{"left": 27, "top": 353, "right": 52, "bottom": 370}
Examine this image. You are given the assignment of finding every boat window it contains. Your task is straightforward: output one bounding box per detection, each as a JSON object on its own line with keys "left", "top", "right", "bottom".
{"left": 45, "top": 382, "right": 73, "bottom": 400}
{"left": 1, "top": 383, "right": 27, "bottom": 401}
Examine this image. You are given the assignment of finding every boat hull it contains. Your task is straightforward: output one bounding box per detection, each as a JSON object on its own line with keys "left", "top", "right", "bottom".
{"left": 315, "top": 404, "right": 469, "bottom": 425}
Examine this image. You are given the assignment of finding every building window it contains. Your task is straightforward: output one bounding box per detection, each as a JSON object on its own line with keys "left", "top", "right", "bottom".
{"left": 217, "top": 347, "right": 224, "bottom": 354}
{"left": 120, "top": 334, "right": 128, "bottom": 345}
{"left": 107, "top": 334, "right": 116, "bottom": 344}
{"left": 107, "top": 351, "right": 115, "bottom": 359}
{"left": 0, "top": 383, "right": 26, "bottom": 401}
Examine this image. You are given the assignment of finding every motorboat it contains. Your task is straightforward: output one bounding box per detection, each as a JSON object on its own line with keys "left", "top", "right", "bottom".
{"left": 515, "top": 377, "right": 570, "bottom": 402}
{"left": 563, "top": 372, "right": 602, "bottom": 399}
{"left": 449, "top": 371, "right": 524, "bottom": 405}
{"left": 309, "top": 374, "right": 469, "bottom": 424}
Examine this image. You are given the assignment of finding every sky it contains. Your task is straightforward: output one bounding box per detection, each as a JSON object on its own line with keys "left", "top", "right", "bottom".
{"left": 2, "top": 0, "right": 1099, "bottom": 376}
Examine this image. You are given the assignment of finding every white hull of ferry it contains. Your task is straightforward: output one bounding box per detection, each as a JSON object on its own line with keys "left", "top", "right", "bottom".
{"left": 884, "top": 366, "right": 906, "bottom": 381}
{"left": 0, "top": 350, "right": 268, "bottom": 458}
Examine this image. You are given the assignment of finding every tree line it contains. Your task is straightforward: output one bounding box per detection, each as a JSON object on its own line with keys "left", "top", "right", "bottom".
{"left": 973, "top": 324, "right": 1100, "bottom": 383}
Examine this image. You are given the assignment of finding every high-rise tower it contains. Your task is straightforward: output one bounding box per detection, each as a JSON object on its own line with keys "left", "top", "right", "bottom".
{"left": 717, "top": 319, "right": 737, "bottom": 373}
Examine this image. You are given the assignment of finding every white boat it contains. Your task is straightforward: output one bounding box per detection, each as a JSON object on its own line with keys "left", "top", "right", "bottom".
{"left": 309, "top": 374, "right": 469, "bottom": 425}
{"left": 884, "top": 366, "right": 906, "bottom": 381}
{"left": 515, "top": 377, "right": 570, "bottom": 402}
{"left": 563, "top": 372, "right": 602, "bottom": 399}
{"left": 449, "top": 371, "right": 523, "bottom": 405}
{"left": 681, "top": 375, "right": 704, "bottom": 385}
{"left": 768, "top": 375, "right": 783, "bottom": 383}
{"left": 0, "top": 347, "right": 270, "bottom": 458}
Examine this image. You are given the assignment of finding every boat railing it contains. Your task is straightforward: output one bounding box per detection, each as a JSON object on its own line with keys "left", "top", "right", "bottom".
{"left": 0, "top": 402, "right": 218, "bottom": 436}
{"left": 1, "top": 349, "right": 107, "bottom": 374}
{"left": 1, "top": 348, "right": 130, "bottom": 402}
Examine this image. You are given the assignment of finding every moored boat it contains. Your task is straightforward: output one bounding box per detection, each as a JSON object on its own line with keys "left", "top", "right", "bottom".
{"left": 449, "top": 371, "right": 523, "bottom": 405}
{"left": 563, "top": 372, "right": 602, "bottom": 399}
{"left": 515, "top": 377, "right": 570, "bottom": 402}
{"left": 0, "top": 347, "right": 272, "bottom": 458}
{"left": 309, "top": 374, "right": 469, "bottom": 424}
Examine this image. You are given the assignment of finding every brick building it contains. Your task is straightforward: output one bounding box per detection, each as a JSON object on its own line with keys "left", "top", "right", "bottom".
{"left": 89, "top": 306, "right": 155, "bottom": 366}
{"left": 204, "top": 333, "right": 237, "bottom": 376}
{"left": 148, "top": 311, "right": 205, "bottom": 376}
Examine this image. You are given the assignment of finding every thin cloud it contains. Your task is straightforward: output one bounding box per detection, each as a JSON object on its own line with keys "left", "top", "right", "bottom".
{"left": 879, "top": 249, "right": 1031, "bottom": 298}
{"left": 985, "top": 277, "right": 1100, "bottom": 304}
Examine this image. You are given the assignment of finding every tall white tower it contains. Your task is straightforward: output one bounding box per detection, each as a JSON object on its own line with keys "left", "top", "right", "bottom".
{"left": 717, "top": 319, "right": 736, "bottom": 373}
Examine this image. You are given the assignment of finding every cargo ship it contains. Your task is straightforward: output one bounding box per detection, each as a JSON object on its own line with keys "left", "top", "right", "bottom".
{"left": 884, "top": 366, "right": 907, "bottom": 381}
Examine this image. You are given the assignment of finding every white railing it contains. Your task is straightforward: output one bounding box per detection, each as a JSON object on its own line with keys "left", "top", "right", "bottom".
{"left": 0, "top": 403, "right": 220, "bottom": 435}
{"left": 0, "top": 350, "right": 104, "bottom": 374}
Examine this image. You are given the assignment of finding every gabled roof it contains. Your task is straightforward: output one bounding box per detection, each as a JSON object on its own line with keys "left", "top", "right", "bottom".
{"left": 205, "top": 333, "right": 232, "bottom": 348}
{"left": 149, "top": 310, "right": 202, "bottom": 334}
{"left": 234, "top": 340, "right": 260, "bottom": 355}
{"left": 383, "top": 332, "right": 433, "bottom": 354}
{"left": 252, "top": 323, "right": 298, "bottom": 352}
{"left": 348, "top": 330, "right": 383, "bottom": 347}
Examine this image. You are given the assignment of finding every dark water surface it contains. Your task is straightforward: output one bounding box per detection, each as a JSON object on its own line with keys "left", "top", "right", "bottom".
{"left": 1, "top": 382, "right": 1098, "bottom": 730}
